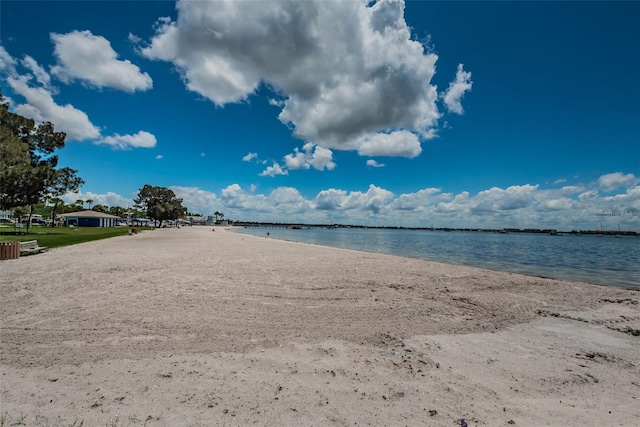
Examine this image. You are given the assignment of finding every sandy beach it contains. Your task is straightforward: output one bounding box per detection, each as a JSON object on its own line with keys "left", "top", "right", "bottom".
{"left": 1, "top": 226, "right": 638, "bottom": 426}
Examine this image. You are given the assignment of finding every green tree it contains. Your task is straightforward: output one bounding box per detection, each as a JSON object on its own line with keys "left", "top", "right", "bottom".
{"left": 108, "top": 206, "right": 125, "bottom": 218}
{"left": 134, "top": 185, "right": 186, "bottom": 227}
{"left": 0, "top": 122, "right": 46, "bottom": 210}
{"left": 46, "top": 168, "right": 84, "bottom": 226}
{"left": 0, "top": 92, "right": 83, "bottom": 229}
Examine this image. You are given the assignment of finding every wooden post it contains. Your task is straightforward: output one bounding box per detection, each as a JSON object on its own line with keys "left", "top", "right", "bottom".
{"left": 0, "top": 241, "right": 20, "bottom": 260}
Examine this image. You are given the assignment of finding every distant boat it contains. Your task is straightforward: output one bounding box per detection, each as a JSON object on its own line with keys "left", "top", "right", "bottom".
{"left": 616, "top": 225, "right": 622, "bottom": 238}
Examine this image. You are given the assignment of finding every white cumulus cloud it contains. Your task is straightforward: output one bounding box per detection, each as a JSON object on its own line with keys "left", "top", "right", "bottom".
{"left": 63, "top": 191, "right": 135, "bottom": 209}
{"left": 170, "top": 186, "right": 217, "bottom": 215}
{"left": 366, "top": 159, "right": 385, "bottom": 168}
{"left": 6, "top": 75, "right": 101, "bottom": 141}
{"left": 141, "top": 0, "right": 466, "bottom": 159}
{"left": 70, "top": 172, "right": 640, "bottom": 230}
{"left": 597, "top": 172, "right": 637, "bottom": 192}
{"left": 242, "top": 152, "right": 258, "bottom": 162}
{"left": 99, "top": 131, "right": 157, "bottom": 150}
{"left": 21, "top": 55, "right": 52, "bottom": 89}
{"left": 284, "top": 143, "right": 336, "bottom": 171}
{"left": 470, "top": 185, "right": 539, "bottom": 214}
{"left": 1, "top": 47, "right": 155, "bottom": 148}
{"left": 259, "top": 162, "right": 288, "bottom": 177}
{"left": 355, "top": 130, "right": 422, "bottom": 158}
{"left": 442, "top": 64, "right": 473, "bottom": 114}
{"left": 391, "top": 188, "right": 449, "bottom": 211}
{"left": 314, "top": 185, "right": 394, "bottom": 215}
{"left": 51, "top": 30, "right": 152, "bottom": 92}
{"left": 0, "top": 46, "right": 17, "bottom": 72}
{"left": 314, "top": 189, "right": 348, "bottom": 211}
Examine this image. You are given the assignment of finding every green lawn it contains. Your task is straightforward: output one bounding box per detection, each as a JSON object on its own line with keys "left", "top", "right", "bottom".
{"left": 0, "top": 226, "right": 145, "bottom": 250}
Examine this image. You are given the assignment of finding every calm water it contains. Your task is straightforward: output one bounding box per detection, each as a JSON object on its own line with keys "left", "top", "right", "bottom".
{"left": 238, "top": 227, "right": 640, "bottom": 289}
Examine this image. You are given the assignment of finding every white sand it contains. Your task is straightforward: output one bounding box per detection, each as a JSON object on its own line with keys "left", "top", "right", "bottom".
{"left": 1, "top": 226, "right": 638, "bottom": 426}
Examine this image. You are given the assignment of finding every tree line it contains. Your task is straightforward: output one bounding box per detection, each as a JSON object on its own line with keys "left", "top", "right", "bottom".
{"left": 1, "top": 92, "right": 190, "bottom": 229}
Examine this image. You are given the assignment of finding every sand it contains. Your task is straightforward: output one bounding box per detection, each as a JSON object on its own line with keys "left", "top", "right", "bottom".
{"left": 1, "top": 226, "right": 638, "bottom": 426}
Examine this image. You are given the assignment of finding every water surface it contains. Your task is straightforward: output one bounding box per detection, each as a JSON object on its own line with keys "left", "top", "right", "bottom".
{"left": 238, "top": 227, "right": 639, "bottom": 289}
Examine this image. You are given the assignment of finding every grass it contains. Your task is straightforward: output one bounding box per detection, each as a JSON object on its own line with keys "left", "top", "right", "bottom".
{"left": 0, "top": 225, "right": 147, "bottom": 250}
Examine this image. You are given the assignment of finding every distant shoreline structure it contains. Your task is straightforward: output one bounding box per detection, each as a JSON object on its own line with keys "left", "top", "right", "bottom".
{"left": 233, "top": 222, "right": 639, "bottom": 236}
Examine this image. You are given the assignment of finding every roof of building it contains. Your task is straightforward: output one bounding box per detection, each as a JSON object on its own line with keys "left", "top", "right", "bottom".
{"left": 59, "top": 210, "right": 121, "bottom": 219}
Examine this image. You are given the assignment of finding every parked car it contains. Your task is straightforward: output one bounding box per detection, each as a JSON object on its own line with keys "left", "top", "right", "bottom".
{"left": 21, "top": 218, "right": 45, "bottom": 225}
{"left": 0, "top": 218, "right": 15, "bottom": 224}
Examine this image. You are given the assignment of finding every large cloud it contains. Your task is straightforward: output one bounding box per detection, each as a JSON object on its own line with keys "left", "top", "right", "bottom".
{"left": 142, "top": 0, "right": 468, "bottom": 158}
{"left": 51, "top": 30, "right": 152, "bottom": 92}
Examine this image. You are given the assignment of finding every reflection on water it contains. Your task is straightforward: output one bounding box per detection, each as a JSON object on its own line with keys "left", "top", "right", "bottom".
{"left": 238, "top": 228, "right": 640, "bottom": 289}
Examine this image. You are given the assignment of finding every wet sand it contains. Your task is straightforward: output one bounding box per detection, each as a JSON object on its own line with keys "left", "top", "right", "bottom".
{"left": 1, "top": 226, "right": 638, "bottom": 426}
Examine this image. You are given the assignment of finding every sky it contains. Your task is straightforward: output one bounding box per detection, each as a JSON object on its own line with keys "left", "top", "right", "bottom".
{"left": 1, "top": 0, "right": 639, "bottom": 230}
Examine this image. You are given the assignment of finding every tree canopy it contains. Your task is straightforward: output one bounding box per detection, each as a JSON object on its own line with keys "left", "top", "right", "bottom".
{"left": 134, "top": 184, "right": 186, "bottom": 226}
{"left": 0, "top": 92, "right": 84, "bottom": 215}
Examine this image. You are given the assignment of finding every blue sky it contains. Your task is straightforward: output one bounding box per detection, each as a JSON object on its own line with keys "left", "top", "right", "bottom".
{"left": 1, "top": 0, "right": 638, "bottom": 230}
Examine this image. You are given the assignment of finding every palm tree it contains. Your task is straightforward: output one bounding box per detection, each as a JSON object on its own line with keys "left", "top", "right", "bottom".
{"left": 86, "top": 199, "right": 94, "bottom": 209}
{"left": 75, "top": 199, "right": 84, "bottom": 210}
{"left": 109, "top": 206, "right": 124, "bottom": 218}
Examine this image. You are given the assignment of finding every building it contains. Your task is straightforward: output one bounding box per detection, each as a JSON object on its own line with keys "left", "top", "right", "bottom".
{"left": 59, "top": 210, "right": 120, "bottom": 227}
{"left": 185, "top": 215, "right": 207, "bottom": 226}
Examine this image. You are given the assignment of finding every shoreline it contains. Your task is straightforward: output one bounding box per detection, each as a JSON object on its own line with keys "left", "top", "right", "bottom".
{"left": 1, "top": 226, "right": 638, "bottom": 426}
{"left": 236, "top": 227, "right": 640, "bottom": 290}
